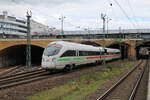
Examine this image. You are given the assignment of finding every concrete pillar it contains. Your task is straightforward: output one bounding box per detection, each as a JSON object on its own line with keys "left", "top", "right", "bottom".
{"left": 128, "top": 41, "right": 136, "bottom": 60}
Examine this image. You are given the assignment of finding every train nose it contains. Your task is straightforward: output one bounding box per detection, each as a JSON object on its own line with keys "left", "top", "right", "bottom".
{"left": 42, "top": 58, "right": 56, "bottom": 69}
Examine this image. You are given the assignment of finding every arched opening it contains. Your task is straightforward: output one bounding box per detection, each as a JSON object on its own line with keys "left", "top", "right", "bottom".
{"left": 107, "top": 42, "right": 130, "bottom": 59}
{"left": 136, "top": 41, "right": 150, "bottom": 59}
{"left": 80, "top": 41, "right": 101, "bottom": 47}
{"left": 0, "top": 45, "right": 44, "bottom": 67}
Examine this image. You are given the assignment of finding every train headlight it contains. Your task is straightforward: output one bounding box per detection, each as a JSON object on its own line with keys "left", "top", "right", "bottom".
{"left": 46, "top": 59, "right": 50, "bottom": 62}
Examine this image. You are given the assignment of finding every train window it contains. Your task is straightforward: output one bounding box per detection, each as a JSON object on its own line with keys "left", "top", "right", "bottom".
{"left": 61, "top": 50, "right": 76, "bottom": 57}
{"left": 79, "top": 51, "right": 88, "bottom": 56}
{"left": 79, "top": 51, "right": 100, "bottom": 56}
{"left": 87, "top": 51, "right": 93, "bottom": 56}
{"left": 43, "top": 45, "right": 62, "bottom": 56}
{"left": 116, "top": 52, "right": 120, "bottom": 54}
{"left": 88, "top": 51, "right": 100, "bottom": 56}
{"left": 101, "top": 52, "right": 105, "bottom": 55}
{"left": 96, "top": 52, "right": 101, "bottom": 55}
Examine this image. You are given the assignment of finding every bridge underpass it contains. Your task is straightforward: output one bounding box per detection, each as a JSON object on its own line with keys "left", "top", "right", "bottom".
{"left": 107, "top": 42, "right": 130, "bottom": 59}
{"left": 0, "top": 45, "right": 44, "bottom": 67}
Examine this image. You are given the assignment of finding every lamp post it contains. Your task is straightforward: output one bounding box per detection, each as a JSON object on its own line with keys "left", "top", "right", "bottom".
{"left": 59, "top": 15, "right": 66, "bottom": 38}
{"left": 101, "top": 13, "right": 106, "bottom": 65}
{"left": 26, "top": 11, "right": 32, "bottom": 68}
{"left": 101, "top": 13, "right": 106, "bottom": 37}
{"left": 106, "top": 18, "right": 112, "bottom": 34}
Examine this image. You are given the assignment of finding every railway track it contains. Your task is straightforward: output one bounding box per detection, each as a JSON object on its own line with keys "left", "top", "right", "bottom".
{"left": 96, "top": 60, "right": 147, "bottom": 100}
{"left": 0, "top": 66, "right": 21, "bottom": 77}
{"left": 0, "top": 63, "right": 106, "bottom": 90}
{"left": 128, "top": 60, "right": 147, "bottom": 100}
{"left": 0, "top": 67, "right": 46, "bottom": 78}
{"left": 0, "top": 69, "right": 51, "bottom": 90}
{"left": 0, "top": 60, "right": 123, "bottom": 90}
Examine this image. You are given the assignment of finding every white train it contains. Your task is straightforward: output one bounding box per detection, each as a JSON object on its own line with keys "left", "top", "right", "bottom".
{"left": 139, "top": 47, "right": 150, "bottom": 59}
{"left": 42, "top": 41, "right": 121, "bottom": 71}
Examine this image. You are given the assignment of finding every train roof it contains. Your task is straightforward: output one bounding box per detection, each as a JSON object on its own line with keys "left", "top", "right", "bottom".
{"left": 50, "top": 41, "right": 120, "bottom": 52}
{"left": 105, "top": 48, "right": 120, "bottom": 52}
{"left": 50, "top": 41, "right": 101, "bottom": 51}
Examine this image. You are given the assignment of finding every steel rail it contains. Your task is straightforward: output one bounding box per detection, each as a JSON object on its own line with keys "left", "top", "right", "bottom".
{"left": 0, "top": 68, "right": 44, "bottom": 80}
{"left": 0, "top": 73, "right": 49, "bottom": 90}
{"left": 0, "top": 66, "right": 20, "bottom": 76}
{"left": 96, "top": 60, "right": 143, "bottom": 100}
{"left": 0, "top": 71, "right": 48, "bottom": 85}
{"left": 0, "top": 71, "right": 65, "bottom": 90}
{"left": 128, "top": 60, "right": 148, "bottom": 100}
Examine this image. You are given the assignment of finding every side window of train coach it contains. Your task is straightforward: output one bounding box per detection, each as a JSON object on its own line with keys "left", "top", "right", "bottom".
{"left": 79, "top": 51, "right": 100, "bottom": 56}
{"left": 79, "top": 51, "right": 88, "bottom": 56}
{"left": 61, "top": 50, "right": 76, "bottom": 57}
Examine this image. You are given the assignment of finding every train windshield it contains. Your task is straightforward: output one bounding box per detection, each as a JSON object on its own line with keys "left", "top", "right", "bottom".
{"left": 43, "top": 43, "right": 62, "bottom": 56}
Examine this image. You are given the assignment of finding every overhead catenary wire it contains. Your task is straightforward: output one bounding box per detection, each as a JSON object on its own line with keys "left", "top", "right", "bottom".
{"left": 111, "top": 0, "right": 138, "bottom": 29}
{"left": 64, "top": 20, "right": 97, "bottom": 30}
{"left": 126, "top": 0, "right": 141, "bottom": 29}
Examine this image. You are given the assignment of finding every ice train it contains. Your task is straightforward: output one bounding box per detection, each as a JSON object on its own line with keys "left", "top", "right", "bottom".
{"left": 42, "top": 41, "right": 121, "bottom": 71}
{"left": 139, "top": 47, "right": 150, "bottom": 59}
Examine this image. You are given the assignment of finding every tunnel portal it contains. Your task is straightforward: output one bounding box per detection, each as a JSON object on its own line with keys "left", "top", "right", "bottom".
{"left": 107, "top": 42, "right": 130, "bottom": 59}
{"left": 136, "top": 41, "right": 150, "bottom": 59}
{"left": 0, "top": 45, "right": 44, "bottom": 67}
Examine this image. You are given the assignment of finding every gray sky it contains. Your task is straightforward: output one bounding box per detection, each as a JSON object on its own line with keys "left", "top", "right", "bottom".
{"left": 0, "top": 0, "right": 150, "bottom": 30}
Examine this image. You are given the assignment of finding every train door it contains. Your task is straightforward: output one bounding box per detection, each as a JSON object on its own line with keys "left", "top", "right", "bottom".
{"left": 73, "top": 49, "right": 79, "bottom": 66}
{"left": 99, "top": 48, "right": 102, "bottom": 61}
{"left": 74, "top": 49, "right": 82, "bottom": 65}
{"left": 104, "top": 49, "right": 108, "bottom": 60}
{"left": 101, "top": 48, "right": 105, "bottom": 61}
{"left": 75, "top": 50, "right": 85, "bottom": 65}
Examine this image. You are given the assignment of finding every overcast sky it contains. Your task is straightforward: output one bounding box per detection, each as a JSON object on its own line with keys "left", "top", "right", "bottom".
{"left": 0, "top": 0, "right": 150, "bottom": 30}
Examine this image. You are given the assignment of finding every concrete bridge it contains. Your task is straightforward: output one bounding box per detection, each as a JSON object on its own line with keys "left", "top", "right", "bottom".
{"left": 0, "top": 39, "right": 148, "bottom": 67}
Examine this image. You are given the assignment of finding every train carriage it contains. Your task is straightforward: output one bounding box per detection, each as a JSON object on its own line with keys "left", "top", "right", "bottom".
{"left": 42, "top": 41, "right": 121, "bottom": 71}
{"left": 139, "top": 47, "right": 150, "bottom": 59}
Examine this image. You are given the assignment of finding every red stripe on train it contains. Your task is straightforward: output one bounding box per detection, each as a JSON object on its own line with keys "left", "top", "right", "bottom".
{"left": 86, "top": 56, "right": 101, "bottom": 59}
{"left": 86, "top": 54, "right": 120, "bottom": 59}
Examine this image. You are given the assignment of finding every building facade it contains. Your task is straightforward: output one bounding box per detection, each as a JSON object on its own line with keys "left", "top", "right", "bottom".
{"left": 0, "top": 11, "right": 27, "bottom": 38}
{"left": 30, "top": 20, "right": 51, "bottom": 36}
{"left": 0, "top": 11, "right": 52, "bottom": 38}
